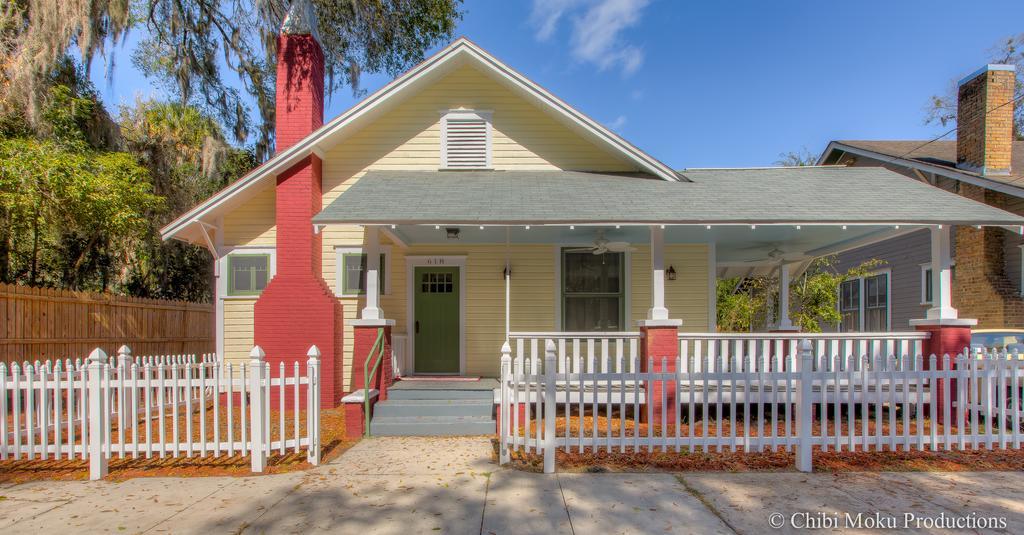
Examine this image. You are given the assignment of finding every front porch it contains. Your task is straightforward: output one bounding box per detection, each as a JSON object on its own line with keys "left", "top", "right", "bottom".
{"left": 312, "top": 168, "right": 1024, "bottom": 423}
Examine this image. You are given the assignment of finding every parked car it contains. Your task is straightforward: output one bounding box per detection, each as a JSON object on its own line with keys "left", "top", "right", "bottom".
{"left": 971, "top": 329, "right": 1024, "bottom": 353}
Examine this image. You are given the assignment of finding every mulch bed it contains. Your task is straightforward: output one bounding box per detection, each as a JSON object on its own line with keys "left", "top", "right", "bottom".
{"left": 496, "top": 414, "right": 1024, "bottom": 473}
{"left": 0, "top": 406, "right": 356, "bottom": 483}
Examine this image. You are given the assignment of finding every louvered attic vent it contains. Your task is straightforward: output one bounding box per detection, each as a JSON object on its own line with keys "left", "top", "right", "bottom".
{"left": 441, "top": 111, "right": 492, "bottom": 169}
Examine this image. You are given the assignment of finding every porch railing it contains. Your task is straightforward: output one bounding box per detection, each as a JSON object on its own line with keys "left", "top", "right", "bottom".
{"left": 678, "top": 332, "right": 930, "bottom": 372}
{"left": 508, "top": 332, "right": 641, "bottom": 374}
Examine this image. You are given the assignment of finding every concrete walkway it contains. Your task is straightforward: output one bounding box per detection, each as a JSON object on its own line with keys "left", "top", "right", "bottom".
{"left": 0, "top": 437, "right": 1022, "bottom": 534}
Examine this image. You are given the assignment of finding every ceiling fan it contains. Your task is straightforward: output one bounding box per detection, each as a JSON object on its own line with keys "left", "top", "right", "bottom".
{"left": 566, "top": 231, "right": 636, "bottom": 255}
{"left": 729, "top": 245, "right": 807, "bottom": 266}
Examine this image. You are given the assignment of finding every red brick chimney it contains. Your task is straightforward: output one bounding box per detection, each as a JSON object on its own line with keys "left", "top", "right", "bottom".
{"left": 254, "top": 0, "right": 343, "bottom": 408}
{"left": 957, "top": 64, "right": 1015, "bottom": 175}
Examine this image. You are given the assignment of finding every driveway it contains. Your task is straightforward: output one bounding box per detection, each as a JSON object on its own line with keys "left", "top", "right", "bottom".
{"left": 1, "top": 437, "right": 1022, "bottom": 534}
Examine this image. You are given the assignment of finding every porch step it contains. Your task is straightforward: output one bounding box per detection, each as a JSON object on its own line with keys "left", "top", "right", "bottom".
{"left": 369, "top": 415, "right": 495, "bottom": 436}
{"left": 386, "top": 379, "right": 497, "bottom": 401}
{"left": 373, "top": 399, "right": 493, "bottom": 418}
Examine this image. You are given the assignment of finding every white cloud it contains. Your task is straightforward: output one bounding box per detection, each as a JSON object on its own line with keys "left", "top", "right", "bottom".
{"left": 607, "top": 115, "right": 628, "bottom": 130}
{"left": 530, "top": 0, "right": 649, "bottom": 76}
{"left": 530, "top": 0, "right": 585, "bottom": 41}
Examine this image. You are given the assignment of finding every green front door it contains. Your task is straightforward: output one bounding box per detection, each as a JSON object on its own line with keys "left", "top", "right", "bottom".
{"left": 414, "top": 266, "right": 460, "bottom": 374}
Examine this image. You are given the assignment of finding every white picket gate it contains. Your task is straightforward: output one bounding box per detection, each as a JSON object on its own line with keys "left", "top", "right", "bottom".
{"left": 1, "top": 345, "right": 321, "bottom": 479}
{"left": 498, "top": 340, "right": 1024, "bottom": 473}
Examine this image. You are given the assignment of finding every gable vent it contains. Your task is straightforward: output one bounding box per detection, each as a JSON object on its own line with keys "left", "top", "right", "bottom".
{"left": 441, "top": 111, "right": 492, "bottom": 169}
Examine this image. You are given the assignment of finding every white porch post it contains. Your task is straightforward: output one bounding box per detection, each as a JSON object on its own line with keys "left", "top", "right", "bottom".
{"left": 777, "top": 261, "right": 796, "bottom": 330}
{"left": 361, "top": 225, "right": 383, "bottom": 320}
{"left": 648, "top": 225, "right": 669, "bottom": 321}
{"left": 926, "top": 225, "right": 958, "bottom": 320}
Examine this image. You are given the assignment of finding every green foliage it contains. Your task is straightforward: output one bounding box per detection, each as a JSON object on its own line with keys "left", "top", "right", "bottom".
{"left": 0, "top": 86, "right": 163, "bottom": 289}
{"left": 716, "top": 256, "right": 885, "bottom": 333}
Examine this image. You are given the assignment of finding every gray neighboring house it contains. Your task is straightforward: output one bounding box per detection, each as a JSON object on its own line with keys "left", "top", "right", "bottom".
{"left": 817, "top": 64, "right": 1024, "bottom": 332}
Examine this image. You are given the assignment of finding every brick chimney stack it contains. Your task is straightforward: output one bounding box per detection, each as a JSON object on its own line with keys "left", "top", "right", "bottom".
{"left": 255, "top": 0, "right": 343, "bottom": 408}
{"left": 956, "top": 64, "right": 1015, "bottom": 175}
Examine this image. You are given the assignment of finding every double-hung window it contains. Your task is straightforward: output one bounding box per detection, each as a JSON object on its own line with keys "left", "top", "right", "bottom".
{"left": 839, "top": 272, "right": 890, "bottom": 332}
{"left": 227, "top": 254, "right": 271, "bottom": 296}
{"left": 561, "top": 249, "right": 625, "bottom": 332}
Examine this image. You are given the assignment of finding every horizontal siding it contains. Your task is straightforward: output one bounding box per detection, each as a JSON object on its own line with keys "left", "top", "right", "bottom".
{"left": 832, "top": 229, "right": 931, "bottom": 331}
{"left": 630, "top": 245, "right": 711, "bottom": 332}
{"left": 223, "top": 299, "right": 256, "bottom": 362}
{"left": 222, "top": 187, "right": 275, "bottom": 247}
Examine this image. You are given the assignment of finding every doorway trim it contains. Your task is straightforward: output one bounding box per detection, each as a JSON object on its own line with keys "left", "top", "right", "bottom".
{"left": 406, "top": 255, "right": 467, "bottom": 375}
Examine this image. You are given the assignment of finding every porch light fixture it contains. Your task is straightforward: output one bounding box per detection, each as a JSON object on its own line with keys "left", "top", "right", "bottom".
{"left": 503, "top": 266, "right": 511, "bottom": 279}
{"left": 666, "top": 265, "right": 677, "bottom": 281}
{"left": 446, "top": 227, "right": 461, "bottom": 240}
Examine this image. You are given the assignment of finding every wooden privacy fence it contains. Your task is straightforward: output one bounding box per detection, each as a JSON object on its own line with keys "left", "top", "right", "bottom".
{"left": 498, "top": 340, "right": 1024, "bottom": 474}
{"left": 0, "top": 283, "right": 213, "bottom": 366}
{"left": 0, "top": 345, "right": 321, "bottom": 479}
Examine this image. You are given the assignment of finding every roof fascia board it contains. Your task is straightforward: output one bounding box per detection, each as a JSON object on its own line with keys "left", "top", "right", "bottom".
{"left": 823, "top": 142, "right": 1024, "bottom": 199}
{"left": 162, "top": 38, "right": 681, "bottom": 242}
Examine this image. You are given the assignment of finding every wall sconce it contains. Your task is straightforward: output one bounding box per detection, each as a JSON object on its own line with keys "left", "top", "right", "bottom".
{"left": 445, "top": 227, "right": 460, "bottom": 240}
{"left": 666, "top": 265, "right": 677, "bottom": 281}
{"left": 503, "top": 266, "right": 511, "bottom": 279}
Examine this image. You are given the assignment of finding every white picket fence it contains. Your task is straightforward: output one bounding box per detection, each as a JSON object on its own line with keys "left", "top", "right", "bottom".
{"left": 0, "top": 345, "right": 321, "bottom": 479}
{"left": 498, "top": 340, "right": 1024, "bottom": 473}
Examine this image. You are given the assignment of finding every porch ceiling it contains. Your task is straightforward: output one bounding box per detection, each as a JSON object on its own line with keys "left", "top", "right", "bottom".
{"left": 380, "top": 223, "right": 923, "bottom": 266}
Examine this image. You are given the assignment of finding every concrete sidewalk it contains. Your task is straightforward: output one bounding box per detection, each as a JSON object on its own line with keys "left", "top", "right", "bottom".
{"left": 1, "top": 437, "right": 1022, "bottom": 534}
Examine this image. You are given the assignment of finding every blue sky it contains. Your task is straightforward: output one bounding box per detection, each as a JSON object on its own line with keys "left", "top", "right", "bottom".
{"left": 90, "top": 0, "right": 1024, "bottom": 168}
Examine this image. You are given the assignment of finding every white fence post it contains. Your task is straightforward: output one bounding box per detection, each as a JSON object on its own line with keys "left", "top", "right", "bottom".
{"left": 543, "top": 340, "right": 557, "bottom": 474}
{"left": 499, "top": 341, "right": 511, "bottom": 465}
{"left": 306, "top": 345, "right": 321, "bottom": 466}
{"left": 87, "top": 348, "right": 108, "bottom": 480}
{"left": 795, "top": 340, "right": 814, "bottom": 472}
{"left": 249, "top": 346, "right": 267, "bottom": 473}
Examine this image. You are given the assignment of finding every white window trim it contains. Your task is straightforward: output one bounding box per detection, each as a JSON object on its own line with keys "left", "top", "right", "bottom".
{"left": 439, "top": 109, "right": 493, "bottom": 170}
{"left": 920, "top": 261, "right": 956, "bottom": 305}
{"left": 838, "top": 268, "right": 891, "bottom": 332}
{"left": 217, "top": 247, "right": 276, "bottom": 301}
{"left": 334, "top": 246, "right": 392, "bottom": 298}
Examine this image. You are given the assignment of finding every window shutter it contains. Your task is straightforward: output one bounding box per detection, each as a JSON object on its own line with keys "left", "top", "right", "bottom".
{"left": 442, "top": 112, "right": 491, "bottom": 169}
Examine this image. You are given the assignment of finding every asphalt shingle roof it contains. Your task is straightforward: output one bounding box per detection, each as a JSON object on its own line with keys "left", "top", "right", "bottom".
{"left": 312, "top": 168, "right": 1024, "bottom": 225}
{"left": 836, "top": 140, "right": 1024, "bottom": 189}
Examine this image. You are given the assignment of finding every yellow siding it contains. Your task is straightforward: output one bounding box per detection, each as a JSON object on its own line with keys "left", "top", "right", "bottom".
{"left": 223, "top": 299, "right": 256, "bottom": 363}
{"left": 630, "top": 245, "right": 711, "bottom": 332}
{"left": 222, "top": 187, "right": 276, "bottom": 247}
{"left": 213, "top": 61, "right": 714, "bottom": 379}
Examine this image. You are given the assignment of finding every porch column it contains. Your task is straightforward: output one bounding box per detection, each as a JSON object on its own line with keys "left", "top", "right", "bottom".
{"left": 640, "top": 225, "right": 681, "bottom": 427}
{"left": 351, "top": 225, "right": 395, "bottom": 410}
{"left": 361, "top": 225, "right": 383, "bottom": 321}
{"left": 648, "top": 225, "right": 669, "bottom": 321}
{"left": 776, "top": 261, "right": 797, "bottom": 331}
{"left": 926, "top": 225, "right": 956, "bottom": 321}
{"left": 910, "top": 225, "right": 976, "bottom": 425}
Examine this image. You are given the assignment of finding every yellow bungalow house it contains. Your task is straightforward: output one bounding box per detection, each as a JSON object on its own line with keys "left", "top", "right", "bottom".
{"left": 161, "top": 6, "right": 1024, "bottom": 435}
